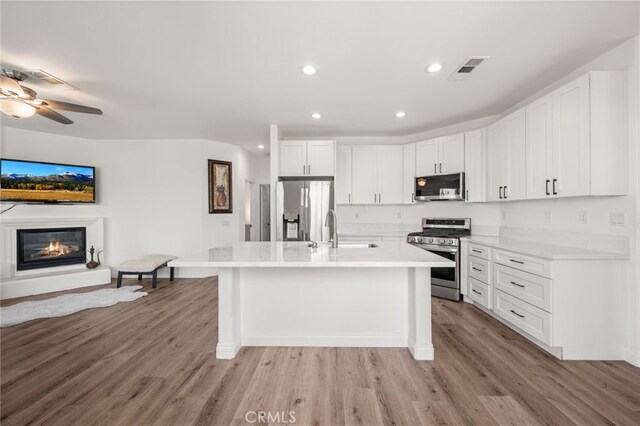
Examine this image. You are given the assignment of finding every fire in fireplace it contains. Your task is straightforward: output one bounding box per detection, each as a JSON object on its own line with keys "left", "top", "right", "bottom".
{"left": 17, "top": 227, "right": 87, "bottom": 271}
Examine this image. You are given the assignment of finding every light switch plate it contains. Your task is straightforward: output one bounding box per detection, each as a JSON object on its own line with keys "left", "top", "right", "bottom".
{"left": 609, "top": 212, "right": 624, "bottom": 226}
{"left": 579, "top": 211, "right": 587, "bottom": 225}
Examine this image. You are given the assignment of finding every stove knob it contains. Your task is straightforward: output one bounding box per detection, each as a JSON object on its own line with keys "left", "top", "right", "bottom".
{"left": 428, "top": 238, "right": 434, "bottom": 243}
{"left": 439, "top": 239, "right": 445, "bottom": 244}
{"left": 447, "top": 239, "right": 454, "bottom": 245}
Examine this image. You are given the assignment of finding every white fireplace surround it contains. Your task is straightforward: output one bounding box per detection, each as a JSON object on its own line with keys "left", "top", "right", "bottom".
{"left": 1, "top": 217, "right": 111, "bottom": 299}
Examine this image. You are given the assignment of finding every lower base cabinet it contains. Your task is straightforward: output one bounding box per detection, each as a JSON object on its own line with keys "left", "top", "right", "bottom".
{"left": 462, "top": 239, "right": 625, "bottom": 360}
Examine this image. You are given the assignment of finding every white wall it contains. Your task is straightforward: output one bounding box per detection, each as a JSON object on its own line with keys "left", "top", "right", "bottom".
{"left": 0, "top": 127, "right": 258, "bottom": 278}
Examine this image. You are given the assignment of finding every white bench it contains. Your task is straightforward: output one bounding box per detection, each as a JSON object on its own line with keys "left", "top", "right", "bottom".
{"left": 117, "top": 254, "right": 177, "bottom": 288}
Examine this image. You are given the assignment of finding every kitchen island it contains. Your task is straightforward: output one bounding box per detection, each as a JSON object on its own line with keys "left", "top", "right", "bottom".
{"left": 169, "top": 241, "right": 454, "bottom": 360}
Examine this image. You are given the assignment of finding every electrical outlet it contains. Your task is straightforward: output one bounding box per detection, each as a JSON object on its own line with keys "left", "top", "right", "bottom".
{"left": 609, "top": 212, "right": 625, "bottom": 226}
{"left": 578, "top": 211, "right": 587, "bottom": 225}
{"left": 545, "top": 211, "right": 552, "bottom": 224}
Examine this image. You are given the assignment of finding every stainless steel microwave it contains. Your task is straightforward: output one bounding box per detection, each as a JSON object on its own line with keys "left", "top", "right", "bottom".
{"left": 415, "top": 172, "right": 465, "bottom": 201}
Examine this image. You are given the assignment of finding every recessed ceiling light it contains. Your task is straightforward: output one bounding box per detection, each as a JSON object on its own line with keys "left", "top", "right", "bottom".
{"left": 311, "top": 112, "right": 322, "bottom": 119}
{"left": 301, "top": 65, "right": 317, "bottom": 76}
{"left": 395, "top": 111, "right": 406, "bottom": 118}
{"left": 258, "top": 144, "right": 265, "bottom": 149}
{"left": 426, "top": 63, "right": 443, "bottom": 73}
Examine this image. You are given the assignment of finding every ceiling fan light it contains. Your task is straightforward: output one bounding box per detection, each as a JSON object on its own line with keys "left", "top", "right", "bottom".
{"left": 0, "top": 99, "right": 36, "bottom": 118}
{"left": 0, "top": 75, "right": 25, "bottom": 98}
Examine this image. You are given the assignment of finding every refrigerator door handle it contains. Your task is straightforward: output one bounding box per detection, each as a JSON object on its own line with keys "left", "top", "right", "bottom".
{"left": 300, "top": 188, "right": 305, "bottom": 206}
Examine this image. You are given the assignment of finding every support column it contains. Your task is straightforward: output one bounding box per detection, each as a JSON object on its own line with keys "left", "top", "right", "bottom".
{"left": 408, "top": 267, "right": 434, "bottom": 360}
{"left": 216, "top": 267, "right": 242, "bottom": 359}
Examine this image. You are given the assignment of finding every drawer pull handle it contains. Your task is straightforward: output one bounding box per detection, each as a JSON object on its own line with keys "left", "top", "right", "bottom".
{"left": 510, "top": 281, "right": 525, "bottom": 288}
{"left": 472, "top": 249, "right": 482, "bottom": 253}
{"left": 510, "top": 309, "right": 525, "bottom": 318}
{"left": 472, "top": 289, "right": 482, "bottom": 295}
{"left": 510, "top": 259, "right": 525, "bottom": 265}
{"left": 472, "top": 267, "right": 482, "bottom": 272}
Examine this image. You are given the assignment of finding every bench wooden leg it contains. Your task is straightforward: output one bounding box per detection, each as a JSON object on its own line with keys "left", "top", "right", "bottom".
{"left": 117, "top": 272, "right": 123, "bottom": 288}
{"left": 152, "top": 270, "right": 158, "bottom": 289}
{"left": 138, "top": 274, "right": 142, "bottom": 281}
{"left": 170, "top": 267, "right": 174, "bottom": 281}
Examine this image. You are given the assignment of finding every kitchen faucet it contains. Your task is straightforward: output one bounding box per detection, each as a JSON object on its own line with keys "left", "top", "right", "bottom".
{"left": 325, "top": 209, "right": 338, "bottom": 248}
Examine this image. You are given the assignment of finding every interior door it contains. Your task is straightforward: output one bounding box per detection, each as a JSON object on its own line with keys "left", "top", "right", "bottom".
{"left": 351, "top": 146, "right": 378, "bottom": 204}
{"left": 279, "top": 141, "right": 307, "bottom": 177}
{"left": 526, "top": 95, "right": 553, "bottom": 199}
{"left": 416, "top": 138, "right": 440, "bottom": 176}
{"left": 439, "top": 133, "right": 465, "bottom": 174}
{"left": 377, "top": 145, "right": 403, "bottom": 204}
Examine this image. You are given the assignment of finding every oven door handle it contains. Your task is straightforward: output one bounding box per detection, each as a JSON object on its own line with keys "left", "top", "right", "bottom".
{"left": 412, "top": 244, "right": 459, "bottom": 254}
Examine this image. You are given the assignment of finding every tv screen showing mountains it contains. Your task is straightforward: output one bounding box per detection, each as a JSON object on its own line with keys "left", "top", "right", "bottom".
{"left": 1, "top": 160, "right": 95, "bottom": 202}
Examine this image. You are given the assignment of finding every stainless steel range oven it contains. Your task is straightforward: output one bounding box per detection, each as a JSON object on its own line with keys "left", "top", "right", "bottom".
{"left": 406, "top": 218, "right": 471, "bottom": 301}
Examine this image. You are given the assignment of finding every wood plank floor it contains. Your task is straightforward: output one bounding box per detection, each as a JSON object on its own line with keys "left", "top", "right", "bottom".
{"left": 1, "top": 277, "right": 639, "bottom": 425}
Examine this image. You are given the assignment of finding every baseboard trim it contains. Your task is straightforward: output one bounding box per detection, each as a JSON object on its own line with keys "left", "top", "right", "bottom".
{"left": 242, "top": 335, "right": 408, "bottom": 348}
{"left": 216, "top": 342, "right": 241, "bottom": 359}
{"left": 408, "top": 343, "right": 435, "bottom": 361}
{"left": 623, "top": 346, "right": 640, "bottom": 367}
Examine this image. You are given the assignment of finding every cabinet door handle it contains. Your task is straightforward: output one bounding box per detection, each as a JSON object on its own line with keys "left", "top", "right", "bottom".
{"left": 472, "top": 289, "right": 482, "bottom": 295}
{"left": 411, "top": 193, "right": 415, "bottom": 203}
{"left": 509, "top": 259, "right": 525, "bottom": 265}
{"left": 466, "top": 189, "right": 469, "bottom": 200}
{"left": 439, "top": 163, "right": 442, "bottom": 174}
{"left": 303, "top": 165, "right": 306, "bottom": 175}
{"left": 499, "top": 186, "right": 503, "bottom": 199}
{"left": 472, "top": 249, "right": 482, "bottom": 254}
{"left": 348, "top": 193, "right": 351, "bottom": 203}
{"left": 374, "top": 194, "right": 377, "bottom": 203}
{"left": 504, "top": 186, "right": 508, "bottom": 199}
{"left": 379, "top": 194, "right": 381, "bottom": 203}
{"left": 434, "top": 163, "right": 437, "bottom": 174}
{"left": 545, "top": 179, "right": 550, "bottom": 195}
{"left": 472, "top": 267, "right": 482, "bottom": 272}
{"left": 510, "top": 309, "right": 525, "bottom": 318}
{"left": 510, "top": 281, "right": 525, "bottom": 288}
{"left": 552, "top": 179, "right": 557, "bottom": 195}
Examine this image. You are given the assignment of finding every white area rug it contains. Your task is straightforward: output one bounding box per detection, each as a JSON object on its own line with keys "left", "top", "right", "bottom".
{"left": 0, "top": 285, "right": 147, "bottom": 328}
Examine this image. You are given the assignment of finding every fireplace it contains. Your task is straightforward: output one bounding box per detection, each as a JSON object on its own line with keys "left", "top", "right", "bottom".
{"left": 17, "top": 227, "right": 87, "bottom": 271}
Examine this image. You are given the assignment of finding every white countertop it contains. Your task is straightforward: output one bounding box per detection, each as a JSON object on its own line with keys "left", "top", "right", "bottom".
{"left": 461, "top": 236, "right": 628, "bottom": 260}
{"left": 169, "top": 241, "right": 455, "bottom": 268}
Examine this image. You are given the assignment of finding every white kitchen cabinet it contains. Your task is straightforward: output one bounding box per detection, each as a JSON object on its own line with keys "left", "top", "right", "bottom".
{"left": 464, "top": 129, "right": 484, "bottom": 202}
{"left": 415, "top": 138, "right": 439, "bottom": 176}
{"left": 402, "top": 143, "right": 416, "bottom": 204}
{"left": 279, "top": 140, "right": 335, "bottom": 177}
{"left": 336, "top": 145, "right": 352, "bottom": 204}
{"left": 377, "top": 145, "right": 403, "bottom": 204}
{"left": 485, "top": 109, "right": 525, "bottom": 201}
{"left": 351, "top": 145, "right": 402, "bottom": 204}
{"left": 525, "top": 72, "right": 626, "bottom": 199}
{"left": 415, "top": 135, "right": 464, "bottom": 177}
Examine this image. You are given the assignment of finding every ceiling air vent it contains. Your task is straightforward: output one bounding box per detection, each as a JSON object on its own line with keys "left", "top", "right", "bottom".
{"left": 448, "top": 56, "right": 489, "bottom": 81}
{"left": 26, "top": 69, "right": 77, "bottom": 90}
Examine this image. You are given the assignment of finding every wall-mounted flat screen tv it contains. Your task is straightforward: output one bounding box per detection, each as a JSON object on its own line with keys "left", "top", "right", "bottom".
{"left": 0, "top": 159, "right": 95, "bottom": 203}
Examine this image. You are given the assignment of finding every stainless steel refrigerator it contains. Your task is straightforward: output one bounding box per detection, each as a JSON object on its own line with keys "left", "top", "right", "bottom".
{"left": 276, "top": 178, "right": 334, "bottom": 242}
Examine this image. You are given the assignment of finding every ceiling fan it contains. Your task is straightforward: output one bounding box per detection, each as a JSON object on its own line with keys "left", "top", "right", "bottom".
{"left": 0, "top": 68, "right": 102, "bottom": 124}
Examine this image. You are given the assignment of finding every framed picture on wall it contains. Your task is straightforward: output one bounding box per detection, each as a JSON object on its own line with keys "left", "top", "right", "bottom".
{"left": 208, "top": 159, "right": 233, "bottom": 214}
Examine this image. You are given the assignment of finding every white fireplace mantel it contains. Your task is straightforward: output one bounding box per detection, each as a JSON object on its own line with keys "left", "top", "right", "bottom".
{"left": 0, "top": 217, "right": 111, "bottom": 299}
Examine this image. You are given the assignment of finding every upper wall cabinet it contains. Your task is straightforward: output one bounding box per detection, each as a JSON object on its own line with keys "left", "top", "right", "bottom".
{"left": 336, "top": 145, "right": 352, "bottom": 204}
{"left": 486, "top": 108, "right": 526, "bottom": 201}
{"left": 415, "top": 133, "right": 465, "bottom": 176}
{"left": 279, "top": 140, "right": 335, "bottom": 177}
{"left": 350, "top": 145, "right": 403, "bottom": 205}
{"left": 526, "top": 72, "right": 627, "bottom": 199}
{"left": 403, "top": 143, "right": 416, "bottom": 204}
{"left": 464, "top": 129, "right": 485, "bottom": 203}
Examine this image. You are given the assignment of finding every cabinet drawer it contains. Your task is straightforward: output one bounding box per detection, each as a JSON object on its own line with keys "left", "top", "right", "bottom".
{"left": 494, "top": 264, "right": 553, "bottom": 312}
{"left": 493, "top": 249, "right": 551, "bottom": 278}
{"left": 468, "top": 243, "right": 490, "bottom": 260}
{"left": 468, "top": 256, "right": 490, "bottom": 283}
{"left": 494, "top": 290, "right": 552, "bottom": 346}
{"left": 468, "top": 277, "right": 491, "bottom": 310}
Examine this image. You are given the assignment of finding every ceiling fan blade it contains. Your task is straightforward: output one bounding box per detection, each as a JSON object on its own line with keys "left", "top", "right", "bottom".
{"left": 36, "top": 106, "right": 73, "bottom": 124}
{"left": 41, "top": 99, "right": 102, "bottom": 115}
{"left": 0, "top": 75, "right": 25, "bottom": 97}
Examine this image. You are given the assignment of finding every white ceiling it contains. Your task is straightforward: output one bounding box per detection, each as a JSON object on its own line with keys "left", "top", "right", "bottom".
{"left": 1, "top": 1, "right": 638, "bottom": 153}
